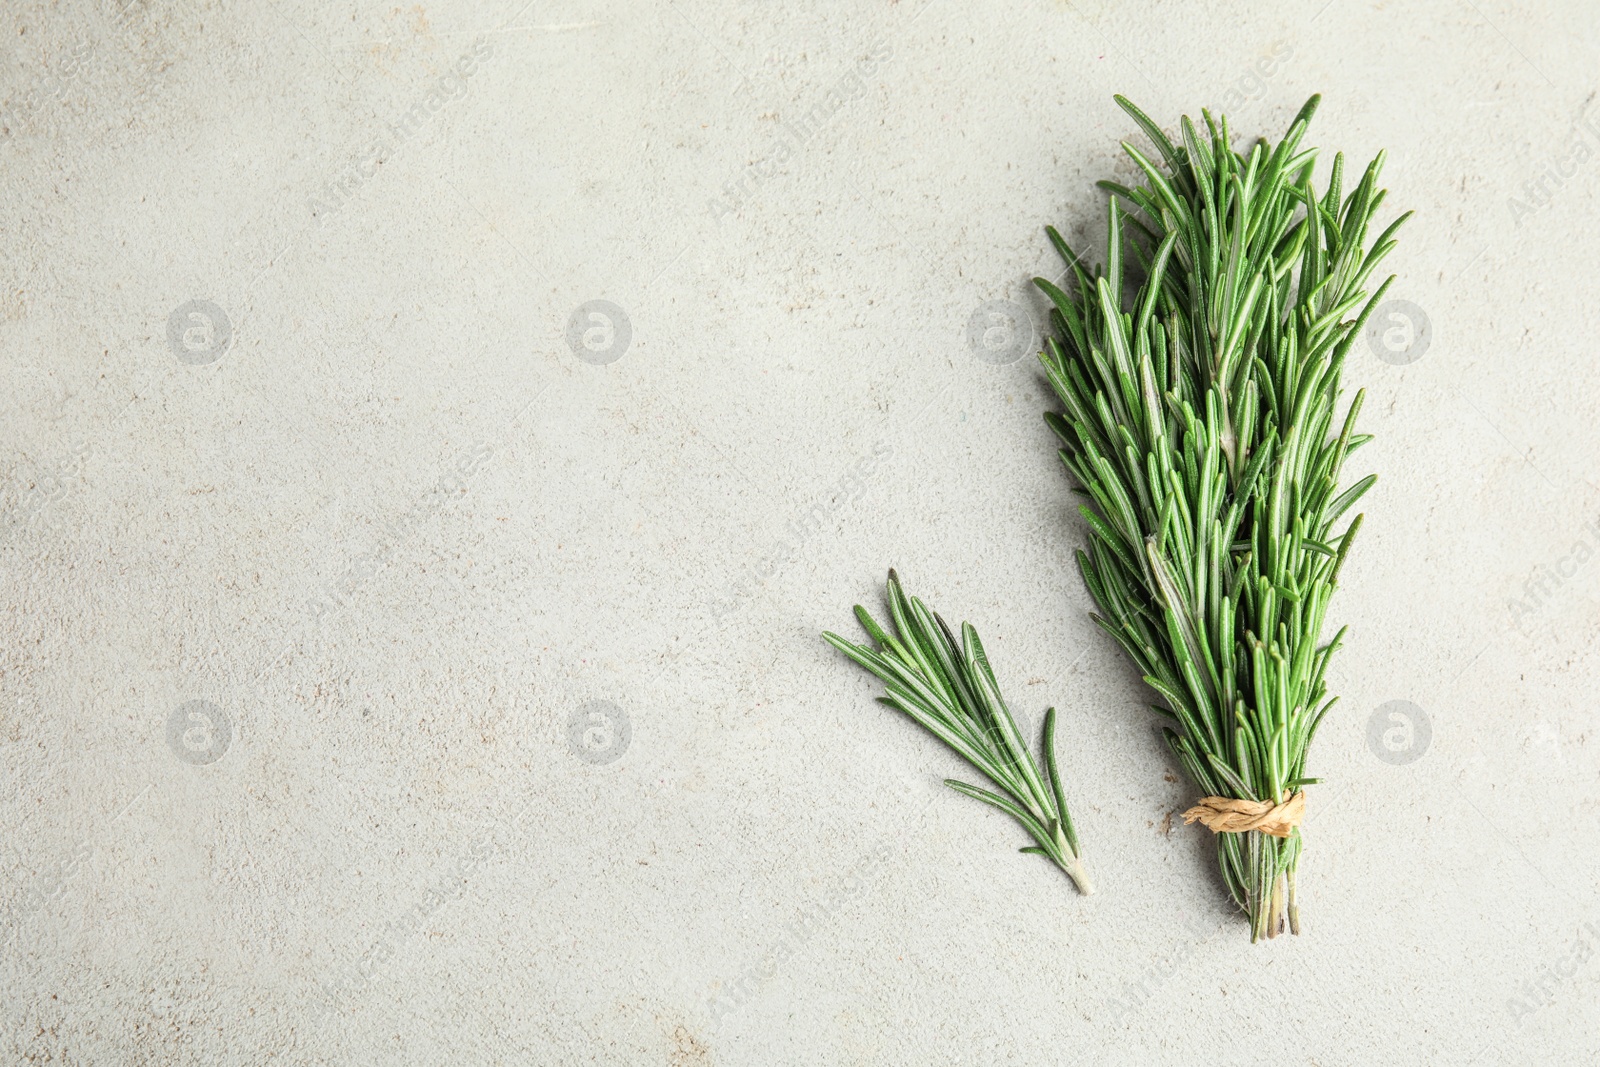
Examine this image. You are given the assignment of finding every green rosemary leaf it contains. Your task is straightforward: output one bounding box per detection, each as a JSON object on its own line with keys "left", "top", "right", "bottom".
{"left": 851, "top": 603, "right": 896, "bottom": 649}
{"left": 1329, "top": 513, "right": 1364, "bottom": 585}
{"left": 1324, "top": 474, "right": 1377, "bottom": 527}
{"left": 1043, "top": 707, "right": 1080, "bottom": 856}
{"left": 944, "top": 779, "right": 1055, "bottom": 848}
{"left": 1114, "top": 94, "right": 1194, "bottom": 196}
{"left": 1204, "top": 750, "right": 1253, "bottom": 798}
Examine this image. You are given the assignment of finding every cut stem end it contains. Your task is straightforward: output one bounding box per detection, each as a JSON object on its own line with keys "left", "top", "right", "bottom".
{"left": 1058, "top": 852, "right": 1095, "bottom": 896}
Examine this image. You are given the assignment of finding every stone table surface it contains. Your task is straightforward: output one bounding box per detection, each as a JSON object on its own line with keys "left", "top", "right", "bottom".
{"left": 2, "top": 1, "right": 1597, "bottom": 1063}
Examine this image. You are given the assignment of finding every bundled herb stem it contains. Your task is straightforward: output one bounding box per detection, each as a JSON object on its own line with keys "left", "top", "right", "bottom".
{"left": 824, "top": 570, "right": 1092, "bottom": 894}
{"left": 1035, "top": 95, "right": 1406, "bottom": 939}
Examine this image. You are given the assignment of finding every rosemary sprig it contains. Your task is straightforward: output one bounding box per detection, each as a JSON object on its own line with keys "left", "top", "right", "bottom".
{"left": 824, "top": 570, "right": 1093, "bottom": 894}
{"left": 1035, "top": 95, "right": 1407, "bottom": 939}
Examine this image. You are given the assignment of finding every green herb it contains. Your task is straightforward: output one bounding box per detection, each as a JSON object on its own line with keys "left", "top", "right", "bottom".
{"left": 824, "top": 570, "right": 1093, "bottom": 894}
{"left": 1034, "top": 95, "right": 1407, "bottom": 939}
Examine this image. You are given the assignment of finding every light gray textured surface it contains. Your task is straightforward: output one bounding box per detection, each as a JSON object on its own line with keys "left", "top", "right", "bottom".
{"left": 2, "top": 0, "right": 1598, "bottom": 1063}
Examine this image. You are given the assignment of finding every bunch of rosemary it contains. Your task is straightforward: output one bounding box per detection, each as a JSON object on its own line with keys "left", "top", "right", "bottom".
{"left": 1034, "top": 95, "right": 1406, "bottom": 939}
{"left": 824, "top": 571, "right": 1093, "bottom": 894}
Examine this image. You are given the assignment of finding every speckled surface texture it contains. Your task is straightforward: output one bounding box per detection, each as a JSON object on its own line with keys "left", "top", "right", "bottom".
{"left": 2, "top": 1, "right": 1597, "bottom": 1063}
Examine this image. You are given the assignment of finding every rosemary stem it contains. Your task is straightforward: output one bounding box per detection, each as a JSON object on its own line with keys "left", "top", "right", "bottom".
{"left": 1267, "top": 871, "right": 1286, "bottom": 939}
{"left": 1050, "top": 818, "right": 1094, "bottom": 894}
{"left": 1057, "top": 851, "right": 1096, "bottom": 896}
